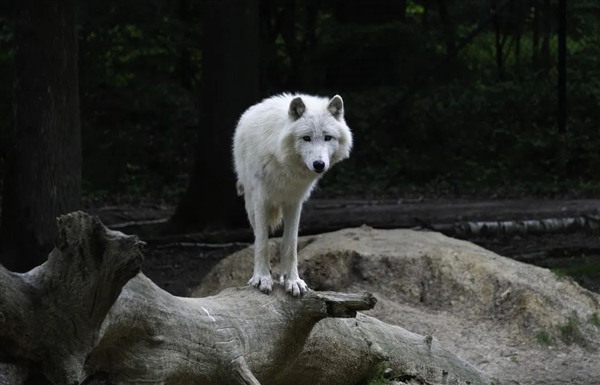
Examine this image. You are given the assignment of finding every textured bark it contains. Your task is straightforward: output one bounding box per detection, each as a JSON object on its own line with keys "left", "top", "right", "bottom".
{"left": 0, "top": 211, "right": 498, "bottom": 385}
{"left": 178, "top": 0, "right": 193, "bottom": 91}
{"left": 540, "top": 0, "right": 552, "bottom": 74}
{"left": 0, "top": 212, "right": 143, "bottom": 385}
{"left": 492, "top": 0, "right": 506, "bottom": 80}
{"left": 532, "top": 0, "right": 540, "bottom": 70}
{"left": 419, "top": 215, "right": 600, "bottom": 238}
{"left": 171, "top": 0, "right": 259, "bottom": 231}
{"left": 0, "top": 0, "right": 81, "bottom": 272}
{"left": 513, "top": 0, "right": 523, "bottom": 73}
{"left": 557, "top": 0, "right": 567, "bottom": 176}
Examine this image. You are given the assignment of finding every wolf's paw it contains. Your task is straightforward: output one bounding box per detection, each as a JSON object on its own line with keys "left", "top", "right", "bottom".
{"left": 282, "top": 277, "right": 308, "bottom": 297}
{"left": 247, "top": 274, "right": 273, "bottom": 294}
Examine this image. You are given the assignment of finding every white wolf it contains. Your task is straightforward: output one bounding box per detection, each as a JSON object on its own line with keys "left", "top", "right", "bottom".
{"left": 233, "top": 93, "right": 353, "bottom": 297}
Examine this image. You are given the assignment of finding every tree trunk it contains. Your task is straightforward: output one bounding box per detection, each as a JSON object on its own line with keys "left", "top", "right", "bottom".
{"left": 0, "top": 0, "right": 81, "bottom": 272}
{"left": 540, "top": 0, "right": 552, "bottom": 74}
{"left": 280, "top": 0, "right": 299, "bottom": 89}
{"left": 557, "top": 0, "right": 567, "bottom": 176}
{"left": 513, "top": 0, "right": 523, "bottom": 75}
{"left": 492, "top": 0, "right": 505, "bottom": 80}
{"left": 170, "top": 0, "right": 259, "bottom": 232}
{"left": 0, "top": 211, "right": 500, "bottom": 385}
{"left": 179, "top": 0, "right": 193, "bottom": 91}
{"left": 532, "top": 0, "right": 541, "bottom": 70}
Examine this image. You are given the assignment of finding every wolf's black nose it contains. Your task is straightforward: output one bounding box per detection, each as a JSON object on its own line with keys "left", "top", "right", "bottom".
{"left": 313, "top": 160, "right": 325, "bottom": 172}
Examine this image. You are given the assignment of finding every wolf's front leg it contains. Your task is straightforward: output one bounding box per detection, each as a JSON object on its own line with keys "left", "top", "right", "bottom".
{"left": 280, "top": 202, "right": 308, "bottom": 297}
{"left": 247, "top": 197, "right": 273, "bottom": 294}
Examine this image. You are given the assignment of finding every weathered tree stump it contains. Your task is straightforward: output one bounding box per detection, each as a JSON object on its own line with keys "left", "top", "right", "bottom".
{"left": 0, "top": 212, "right": 499, "bottom": 385}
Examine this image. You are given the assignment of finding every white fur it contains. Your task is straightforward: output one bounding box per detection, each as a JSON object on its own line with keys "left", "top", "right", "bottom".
{"left": 232, "top": 92, "right": 353, "bottom": 296}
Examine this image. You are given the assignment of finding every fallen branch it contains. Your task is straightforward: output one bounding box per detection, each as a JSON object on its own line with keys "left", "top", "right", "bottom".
{"left": 108, "top": 218, "right": 169, "bottom": 229}
{"left": 0, "top": 211, "right": 499, "bottom": 385}
{"left": 421, "top": 215, "right": 600, "bottom": 238}
{"left": 154, "top": 241, "right": 250, "bottom": 250}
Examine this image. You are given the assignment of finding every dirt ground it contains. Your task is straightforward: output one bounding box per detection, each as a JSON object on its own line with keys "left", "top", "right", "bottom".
{"left": 142, "top": 243, "right": 245, "bottom": 296}
{"left": 88, "top": 197, "right": 600, "bottom": 296}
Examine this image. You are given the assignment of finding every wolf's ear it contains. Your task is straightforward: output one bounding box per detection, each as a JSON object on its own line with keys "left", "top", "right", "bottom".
{"left": 289, "top": 97, "right": 306, "bottom": 121}
{"left": 327, "top": 95, "right": 344, "bottom": 120}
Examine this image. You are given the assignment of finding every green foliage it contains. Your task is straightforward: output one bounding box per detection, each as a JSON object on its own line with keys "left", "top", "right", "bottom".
{"left": 550, "top": 255, "right": 600, "bottom": 292}
{"left": 76, "top": 0, "right": 202, "bottom": 200}
{"left": 557, "top": 317, "right": 585, "bottom": 346}
{"left": 361, "top": 362, "right": 413, "bottom": 385}
{"left": 364, "top": 362, "right": 389, "bottom": 385}
{"left": 313, "top": 1, "right": 600, "bottom": 198}
{"left": 591, "top": 313, "right": 600, "bottom": 328}
{"left": 536, "top": 330, "right": 553, "bottom": 346}
{"left": 551, "top": 268, "right": 568, "bottom": 278}
{"left": 2, "top": 0, "right": 600, "bottom": 200}
{"left": 538, "top": 315, "right": 594, "bottom": 347}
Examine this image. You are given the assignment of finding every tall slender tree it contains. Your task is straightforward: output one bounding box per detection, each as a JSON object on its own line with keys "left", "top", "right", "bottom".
{"left": 557, "top": 0, "right": 567, "bottom": 175}
{"left": 492, "top": 0, "right": 506, "bottom": 80}
{"left": 0, "top": 0, "right": 81, "bottom": 272}
{"left": 171, "top": 0, "right": 260, "bottom": 231}
{"left": 540, "top": 0, "right": 552, "bottom": 73}
{"left": 532, "top": 0, "right": 541, "bottom": 70}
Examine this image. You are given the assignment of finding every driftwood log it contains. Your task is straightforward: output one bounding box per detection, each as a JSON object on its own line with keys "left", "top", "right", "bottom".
{"left": 0, "top": 211, "right": 498, "bottom": 385}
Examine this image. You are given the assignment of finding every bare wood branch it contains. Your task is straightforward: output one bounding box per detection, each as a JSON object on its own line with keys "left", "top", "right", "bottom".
{"left": 154, "top": 241, "right": 250, "bottom": 249}
{"left": 108, "top": 218, "right": 169, "bottom": 229}
{"left": 422, "top": 215, "right": 600, "bottom": 237}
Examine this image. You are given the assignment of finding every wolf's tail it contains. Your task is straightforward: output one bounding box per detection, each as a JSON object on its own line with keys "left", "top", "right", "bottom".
{"left": 268, "top": 205, "right": 283, "bottom": 232}
{"left": 236, "top": 181, "right": 244, "bottom": 196}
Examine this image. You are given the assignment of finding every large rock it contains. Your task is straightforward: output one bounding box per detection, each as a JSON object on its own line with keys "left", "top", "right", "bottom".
{"left": 193, "top": 226, "right": 600, "bottom": 385}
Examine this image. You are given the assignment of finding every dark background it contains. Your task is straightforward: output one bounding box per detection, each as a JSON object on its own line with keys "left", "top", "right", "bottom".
{"left": 1, "top": 0, "right": 598, "bottom": 293}
{"left": 2, "top": 0, "right": 591, "bottom": 202}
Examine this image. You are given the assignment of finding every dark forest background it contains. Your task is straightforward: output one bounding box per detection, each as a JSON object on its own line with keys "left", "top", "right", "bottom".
{"left": 2, "top": 0, "right": 595, "bottom": 201}
{"left": 0, "top": 0, "right": 596, "bottom": 270}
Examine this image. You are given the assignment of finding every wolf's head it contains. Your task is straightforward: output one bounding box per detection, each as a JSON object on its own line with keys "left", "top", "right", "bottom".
{"left": 282, "top": 94, "right": 353, "bottom": 175}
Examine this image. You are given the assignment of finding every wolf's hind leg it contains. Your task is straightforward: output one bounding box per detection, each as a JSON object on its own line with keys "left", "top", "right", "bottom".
{"left": 244, "top": 195, "right": 256, "bottom": 232}
{"left": 236, "top": 181, "right": 244, "bottom": 196}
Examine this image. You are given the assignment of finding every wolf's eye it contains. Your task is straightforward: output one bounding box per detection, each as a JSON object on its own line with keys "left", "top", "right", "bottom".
{"left": 302, "top": 136, "right": 311, "bottom": 142}
{"left": 324, "top": 135, "right": 333, "bottom": 141}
